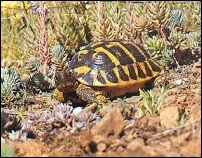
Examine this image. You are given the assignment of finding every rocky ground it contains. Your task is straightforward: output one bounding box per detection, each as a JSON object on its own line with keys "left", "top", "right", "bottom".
{"left": 1, "top": 61, "right": 201, "bottom": 157}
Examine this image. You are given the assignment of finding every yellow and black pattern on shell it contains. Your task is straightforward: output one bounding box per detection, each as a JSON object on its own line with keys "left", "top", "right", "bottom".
{"left": 69, "top": 40, "right": 163, "bottom": 87}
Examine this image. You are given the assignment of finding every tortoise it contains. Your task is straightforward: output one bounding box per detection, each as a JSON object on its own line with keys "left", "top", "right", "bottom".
{"left": 54, "top": 40, "right": 163, "bottom": 104}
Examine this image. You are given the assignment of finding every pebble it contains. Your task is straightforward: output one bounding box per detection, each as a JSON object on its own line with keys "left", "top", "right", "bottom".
{"left": 97, "top": 142, "right": 107, "bottom": 152}
{"left": 91, "top": 108, "right": 125, "bottom": 141}
{"left": 127, "top": 138, "right": 145, "bottom": 150}
{"left": 72, "top": 107, "right": 83, "bottom": 115}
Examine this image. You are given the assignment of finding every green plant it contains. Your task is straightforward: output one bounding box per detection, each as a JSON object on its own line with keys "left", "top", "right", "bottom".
{"left": 177, "top": 112, "right": 187, "bottom": 126}
{"left": 105, "top": 1, "right": 125, "bottom": 39}
{"left": 1, "top": 142, "right": 16, "bottom": 157}
{"left": 147, "top": 1, "right": 171, "bottom": 33}
{"left": 123, "top": 1, "right": 137, "bottom": 41}
{"left": 1, "top": 67, "right": 26, "bottom": 107}
{"left": 24, "top": 55, "right": 40, "bottom": 74}
{"left": 1, "top": 111, "right": 22, "bottom": 134}
{"left": 87, "top": 2, "right": 112, "bottom": 42}
{"left": 51, "top": 45, "right": 69, "bottom": 71}
{"left": 1, "top": 1, "right": 201, "bottom": 74}
{"left": 48, "top": 2, "right": 88, "bottom": 54}
{"left": 1, "top": 1, "right": 30, "bottom": 68}
{"left": 144, "top": 36, "right": 165, "bottom": 57}
{"left": 144, "top": 36, "right": 173, "bottom": 68}
{"left": 137, "top": 86, "right": 167, "bottom": 117}
{"left": 25, "top": 71, "right": 55, "bottom": 93}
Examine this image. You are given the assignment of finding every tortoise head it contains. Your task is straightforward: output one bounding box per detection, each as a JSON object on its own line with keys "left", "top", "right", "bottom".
{"left": 55, "top": 69, "right": 78, "bottom": 93}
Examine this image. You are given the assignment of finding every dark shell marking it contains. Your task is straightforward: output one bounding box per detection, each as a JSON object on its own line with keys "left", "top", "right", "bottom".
{"left": 68, "top": 40, "right": 162, "bottom": 87}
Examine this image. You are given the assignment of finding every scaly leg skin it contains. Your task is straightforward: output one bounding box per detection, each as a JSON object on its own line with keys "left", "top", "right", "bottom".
{"left": 51, "top": 89, "right": 85, "bottom": 105}
{"left": 76, "top": 84, "right": 107, "bottom": 104}
{"left": 153, "top": 70, "right": 169, "bottom": 88}
{"left": 153, "top": 75, "right": 168, "bottom": 88}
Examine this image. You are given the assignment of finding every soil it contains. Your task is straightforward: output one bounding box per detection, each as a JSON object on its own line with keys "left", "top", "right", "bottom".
{"left": 2, "top": 61, "right": 201, "bottom": 157}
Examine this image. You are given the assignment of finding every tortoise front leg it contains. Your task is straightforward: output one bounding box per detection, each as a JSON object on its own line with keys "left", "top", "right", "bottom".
{"left": 76, "top": 84, "right": 107, "bottom": 104}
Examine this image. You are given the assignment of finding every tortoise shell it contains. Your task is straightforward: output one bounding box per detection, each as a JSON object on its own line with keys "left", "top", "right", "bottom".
{"left": 68, "top": 40, "right": 162, "bottom": 88}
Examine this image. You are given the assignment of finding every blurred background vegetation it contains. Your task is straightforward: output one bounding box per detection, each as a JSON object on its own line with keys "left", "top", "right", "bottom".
{"left": 1, "top": 1, "right": 201, "bottom": 69}
{"left": 1, "top": 1, "right": 201, "bottom": 106}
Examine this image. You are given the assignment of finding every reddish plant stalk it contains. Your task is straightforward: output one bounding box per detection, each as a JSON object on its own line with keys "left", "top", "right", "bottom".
{"left": 38, "top": 1, "right": 50, "bottom": 74}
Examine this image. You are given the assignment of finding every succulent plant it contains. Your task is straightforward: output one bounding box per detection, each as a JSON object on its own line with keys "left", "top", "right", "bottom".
{"left": 75, "top": 111, "right": 100, "bottom": 130}
{"left": 1, "top": 67, "right": 26, "bottom": 107}
{"left": 51, "top": 45, "right": 69, "bottom": 71}
{"left": 25, "top": 71, "right": 55, "bottom": 93}
{"left": 22, "top": 100, "right": 102, "bottom": 136}
{"left": 87, "top": 2, "right": 112, "bottom": 42}
{"left": 2, "top": 1, "right": 200, "bottom": 72}
{"left": 169, "top": 29, "right": 188, "bottom": 49}
{"left": 24, "top": 55, "right": 40, "bottom": 73}
{"left": 52, "top": 102, "right": 74, "bottom": 124}
{"left": 21, "top": 25, "right": 40, "bottom": 59}
{"left": 1, "top": 111, "right": 22, "bottom": 134}
{"left": 105, "top": 1, "right": 125, "bottom": 39}
{"left": 143, "top": 36, "right": 173, "bottom": 68}
{"left": 137, "top": 86, "right": 167, "bottom": 117}
{"left": 147, "top": 1, "right": 171, "bottom": 28}
{"left": 8, "top": 130, "right": 27, "bottom": 141}
{"left": 168, "top": 9, "right": 199, "bottom": 34}
{"left": 48, "top": 2, "right": 87, "bottom": 56}
{"left": 186, "top": 31, "right": 201, "bottom": 50}
{"left": 76, "top": 111, "right": 99, "bottom": 123}
{"left": 168, "top": 9, "right": 186, "bottom": 34}
{"left": 30, "top": 1, "right": 48, "bottom": 15}
{"left": 144, "top": 36, "right": 165, "bottom": 57}
{"left": 133, "top": 2, "right": 152, "bottom": 33}
{"left": 8, "top": 121, "right": 36, "bottom": 141}
{"left": 179, "top": 13, "right": 199, "bottom": 33}
{"left": 1, "top": 17, "right": 27, "bottom": 68}
{"left": 122, "top": 1, "right": 137, "bottom": 41}
{"left": 27, "top": 101, "right": 75, "bottom": 133}
{"left": 38, "top": 2, "right": 51, "bottom": 71}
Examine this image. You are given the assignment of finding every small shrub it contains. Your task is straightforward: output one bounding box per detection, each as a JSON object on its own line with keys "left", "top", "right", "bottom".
{"left": 137, "top": 86, "right": 167, "bottom": 117}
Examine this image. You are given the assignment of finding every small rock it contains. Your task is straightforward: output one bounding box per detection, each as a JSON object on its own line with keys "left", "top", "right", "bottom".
{"left": 164, "top": 95, "right": 177, "bottom": 105}
{"left": 117, "top": 146, "right": 124, "bottom": 151}
{"left": 174, "top": 78, "right": 189, "bottom": 86}
{"left": 137, "top": 117, "right": 149, "bottom": 129}
{"left": 91, "top": 108, "right": 125, "bottom": 141}
{"left": 91, "top": 135, "right": 107, "bottom": 144}
{"left": 73, "top": 107, "right": 83, "bottom": 115}
{"left": 98, "top": 105, "right": 113, "bottom": 117}
{"left": 97, "top": 142, "right": 107, "bottom": 152}
{"left": 160, "top": 106, "right": 180, "bottom": 129}
{"left": 124, "top": 96, "right": 141, "bottom": 104}
{"left": 82, "top": 103, "right": 97, "bottom": 113}
{"left": 127, "top": 138, "right": 145, "bottom": 150}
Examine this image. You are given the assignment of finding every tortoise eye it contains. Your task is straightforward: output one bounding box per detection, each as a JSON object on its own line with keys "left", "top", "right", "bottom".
{"left": 78, "top": 54, "right": 83, "bottom": 62}
{"left": 55, "top": 71, "right": 67, "bottom": 83}
{"left": 64, "top": 69, "right": 73, "bottom": 77}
